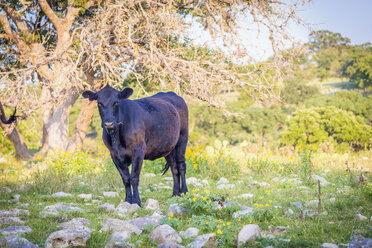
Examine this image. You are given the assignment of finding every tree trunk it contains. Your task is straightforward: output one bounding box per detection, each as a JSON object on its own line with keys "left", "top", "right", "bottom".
{"left": 66, "top": 99, "right": 96, "bottom": 152}
{"left": 0, "top": 122, "right": 32, "bottom": 159}
{"left": 36, "top": 88, "right": 79, "bottom": 157}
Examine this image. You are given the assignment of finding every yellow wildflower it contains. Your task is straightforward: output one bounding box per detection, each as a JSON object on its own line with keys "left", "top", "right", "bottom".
{"left": 217, "top": 229, "right": 222, "bottom": 234}
{"left": 227, "top": 222, "right": 230, "bottom": 226}
{"left": 170, "top": 213, "right": 174, "bottom": 217}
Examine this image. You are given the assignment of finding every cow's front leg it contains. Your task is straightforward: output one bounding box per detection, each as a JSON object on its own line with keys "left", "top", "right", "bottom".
{"left": 112, "top": 156, "right": 132, "bottom": 203}
{"left": 130, "top": 146, "right": 145, "bottom": 206}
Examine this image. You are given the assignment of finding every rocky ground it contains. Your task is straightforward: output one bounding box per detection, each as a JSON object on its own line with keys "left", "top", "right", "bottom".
{"left": 0, "top": 172, "right": 371, "bottom": 247}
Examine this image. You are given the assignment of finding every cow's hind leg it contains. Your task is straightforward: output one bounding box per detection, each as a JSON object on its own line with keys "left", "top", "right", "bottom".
{"left": 175, "top": 134, "right": 188, "bottom": 194}
{"left": 165, "top": 150, "right": 181, "bottom": 196}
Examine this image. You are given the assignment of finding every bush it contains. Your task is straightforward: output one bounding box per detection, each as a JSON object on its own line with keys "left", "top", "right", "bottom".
{"left": 281, "top": 106, "right": 372, "bottom": 150}
{"left": 280, "top": 78, "right": 320, "bottom": 105}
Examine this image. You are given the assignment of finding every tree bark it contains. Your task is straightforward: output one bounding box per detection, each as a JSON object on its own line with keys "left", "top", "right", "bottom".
{"left": 0, "top": 103, "right": 32, "bottom": 159}
{"left": 66, "top": 99, "right": 96, "bottom": 152}
{"left": 36, "top": 88, "right": 80, "bottom": 156}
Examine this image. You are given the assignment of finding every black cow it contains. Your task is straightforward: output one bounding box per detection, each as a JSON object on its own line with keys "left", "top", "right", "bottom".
{"left": 83, "top": 85, "right": 189, "bottom": 206}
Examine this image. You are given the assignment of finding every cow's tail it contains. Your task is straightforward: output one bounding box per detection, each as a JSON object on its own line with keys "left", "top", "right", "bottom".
{"left": 161, "top": 162, "right": 170, "bottom": 175}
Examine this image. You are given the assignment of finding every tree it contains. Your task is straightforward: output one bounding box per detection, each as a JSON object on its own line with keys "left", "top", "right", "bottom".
{"left": 342, "top": 43, "right": 372, "bottom": 89}
{"left": 1, "top": 0, "right": 310, "bottom": 158}
{"left": 307, "top": 30, "right": 351, "bottom": 80}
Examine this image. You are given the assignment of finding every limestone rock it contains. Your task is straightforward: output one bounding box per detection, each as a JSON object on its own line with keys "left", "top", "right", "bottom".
{"left": 180, "top": 227, "right": 199, "bottom": 239}
{"left": 0, "top": 209, "right": 30, "bottom": 217}
{"left": 116, "top": 201, "right": 140, "bottom": 217}
{"left": 0, "top": 235, "right": 38, "bottom": 248}
{"left": 57, "top": 218, "right": 94, "bottom": 232}
{"left": 237, "top": 224, "right": 261, "bottom": 247}
{"left": 45, "top": 228, "right": 92, "bottom": 248}
{"left": 187, "top": 233, "right": 217, "bottom": 248}
{"left": 232, "top": 207, "right": 254, "bottom": 219}
{"left": 128, "top": 212, "right": 164, "bottom": 230}
{"left": 0, "top": 217, "right": 25, "bottom": 226}
{"left": 320, "top": 243, "right": 338, "bottom": 248}
{"left": 284, "top": 208, "right": 294, "bottom": 216}
{"left": 186, "top": 177, "right": 202, "bottom": 187}
{"left": 0, "top": 225, "right": 32, "bottom": 236}
{"left": 52, "top": 192, "right": 74, "bottom": 198}
{"left": 77, "top": 194, "right": 92, "bottom": 201}
{"left": 236, "top": 193, "right": 254, "bottom": 199}
{"left": 167, "top": 204, "right": 189, "bottom": 216}
{"left": 103, "top": 192, "right": 119, "bottom": 198}
{"left": 149, "top": 224, "right": 182, "bottom": 244}
{"left": 40, "top": 203, "right": 84, "bottom": 218}
{"left": 158, "top": 241, "right": 185, "bottom": 248}
{"left": 312, "top": 175, "right": 329, "bottom": 187}
{"left": 216, "top": 177, "right": 229, "bottom": 185}
{"left": 100, "top": 218, "right": 142, "bottom": 235}
{"left": 354, "top": 214, "right": 368, "bottom": 221}
{"left": 99, "top": 203, "right": 116, "bottom": 212}
{"left": 144, "top": 199, "right": 159, "bottom": 211}
{"left": 216, "top": 184, "right": 235, "bottom": 189}
{"left": 144, "top": 173, "right": 156, "bottom": 177}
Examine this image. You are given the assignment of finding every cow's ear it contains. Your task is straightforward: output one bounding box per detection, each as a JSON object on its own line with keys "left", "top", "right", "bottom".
{"left": 82, "top": 90, "right": 97, "bottom": 101}
{"left": 119, "top": 88, "right": 133, "bottom": 99}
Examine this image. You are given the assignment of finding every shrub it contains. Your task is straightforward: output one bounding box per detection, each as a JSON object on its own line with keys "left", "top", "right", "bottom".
{"left": 281, "top": 106, "right": 372, "bottom": 150}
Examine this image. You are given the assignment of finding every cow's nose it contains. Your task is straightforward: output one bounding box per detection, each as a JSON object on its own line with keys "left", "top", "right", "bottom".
{"left": 104, "top": 122, "right": 114, "bottom": 129}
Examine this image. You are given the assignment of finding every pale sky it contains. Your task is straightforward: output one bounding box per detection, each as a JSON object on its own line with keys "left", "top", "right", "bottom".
{"left": 188, "top": 0, "right": 372, "bottom": 62}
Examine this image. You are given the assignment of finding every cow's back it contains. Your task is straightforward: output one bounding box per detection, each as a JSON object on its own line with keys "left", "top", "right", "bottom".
{"left": 134, "top": 92, "right": 188, "bottom": 159}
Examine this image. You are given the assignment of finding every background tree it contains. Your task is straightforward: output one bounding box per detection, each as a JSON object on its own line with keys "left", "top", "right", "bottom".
{"left": 1, "top": 0, "right": 310, "bottom": 158}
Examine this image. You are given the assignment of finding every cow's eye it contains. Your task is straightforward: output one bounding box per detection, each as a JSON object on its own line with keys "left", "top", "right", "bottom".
{"left": 98, "top": 103, "right": 103, "bottom": 108}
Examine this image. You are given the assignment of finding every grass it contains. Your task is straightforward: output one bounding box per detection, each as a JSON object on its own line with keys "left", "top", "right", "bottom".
{"left": 0, "top": 148, "right": 371, "bottom": 247}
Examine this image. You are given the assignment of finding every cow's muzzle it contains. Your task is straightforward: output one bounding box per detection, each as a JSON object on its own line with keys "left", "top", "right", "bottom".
{"left": 104, "top": 122, "right": 115, "bottom": 129}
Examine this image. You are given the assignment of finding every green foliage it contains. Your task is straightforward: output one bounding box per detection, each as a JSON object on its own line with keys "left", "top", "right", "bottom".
{"left": 342, "top": 43, "right": 372, "bottom": 89}
{"left": 281, "top": 107, "right": 372, "bottom": 150}
{"left": 308, "top": 30, "right": 351, "bottom": 51}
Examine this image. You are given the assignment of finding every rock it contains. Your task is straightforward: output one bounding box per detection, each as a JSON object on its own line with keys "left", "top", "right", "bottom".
{"left": 128, "top": 212, "right": 164, "bottom": 230}
{"left": 92, "top": 200, "right": 102, "bottom": 204}
{"left": 57, "top": 218, "right": 94, "bottom": 232}
{"left": 116, "top": 201, "right": 140, "bottom": 217}
{"left": 279, "top": 238, "right": 291, "bottom": 242}
{"left": 232, "top": 207, "right": 254, "bottom": 219}
{"left": 158, "top": 186, "right": 172, "bottom": 190}
{"left": 158, "top": 241, "right": 185, "bottom": 248}
{"left": 45, "top": 228, "right": 92, "bottom": 248}
{"left": 16, "top": 203, "right": 29, "bottom": 209}
{"left": 291, "top": 202, "right": 302, "bottom": 209}
{"left": 167, "top": 203, "right": 188, "bottom": 216}
{"left": 52, "top": 192, "right": 74, "bottom": 198}
{"left": 202, "top": 180, "right": 209, "bottom": 185}
{"left": 216, "top": 177, "right": 229, "bottom": 185}
{"left": 12, "top": 194, "right": 21, "bottom": 202}
{"left": 284, "top": 208, "right": 294, "bottom": 215}
{"left": 109, "top": 231, "right": 131, "bottom": 242}
{"left": 100, "top": 218, "right": 142, "bottom": 235}
{"left": 251, "top": 181, "right": 270, "bottom": 188}
{"left": 0, "top": 225, "right": 32, "bottom": 236}
{"left": 354, "top": 214, "right": 368, "bottom": 221}
{"left": 302, "top": 209, "right": 316, "bottom": 217}
{"left": 275, "top": 226, "right": 287, "bottom": 232}
{"left": 186, "top": 177, "right": 202, "bottom": 187}
{"left": 105, "top": 241, "right": 135, "bottom": 248}
{"left": 144, "top": 199, "right": 159, "bottom": 211}
{"left": 237, "top": 224, "right": 261, "bottom": 247}
{"left": 216, "top": 184, "right": 235, "bottom": 189}
{"left": 149, "top": 224, "right": 182, "bottom": 243}
{"left": 40, "top": 203, "right": 84, "bottom": 218}
{"left": 236, "top": 193, "right": 254, "bottom": 199}
{"left": 0, "top": 209, "right": 30, "bottom": 217}
{"left": 144, "top": 173, "right": 156, "bottom": 177}
{"left": 312, "top": 175, "right": 329, "bottom": 186}
{"left": 0, "top": 217, "right": 25, "bottom": 226}
{"left": 320, "top": 243, "right": 338, "bottom": 248}
{"left": 187, "top": 233, "right": 217, "bottom": 248}
{"left": 329, "top": 197, "right": 336, "bottom": 203}
{"left": 163, "top": 177, "right": 173, "bottom": 181}
{"left": 103, "top": 192, "right": 119, "bottom": 198}
{"left": 99, "top": 203, "right": 116, "bottom": 212}
{"left": 77, "top": 194, "right": 92, "bottom": 201}
{"left": 180, "top": 227, "right": 199, "bottom": 239}
{"left": 0, "top": 235, "right": 39, "bottom": 248}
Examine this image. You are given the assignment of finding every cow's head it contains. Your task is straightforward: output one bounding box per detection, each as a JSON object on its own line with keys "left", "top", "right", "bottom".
{"left": 82, "top": 84, "right": 133, "bottom": 130}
